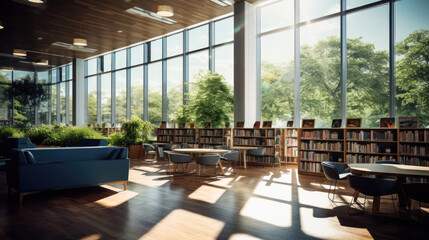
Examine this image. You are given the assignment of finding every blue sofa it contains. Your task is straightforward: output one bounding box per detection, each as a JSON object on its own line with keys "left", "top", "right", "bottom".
{"left": 0, "top": 137, "right": 35, "bottom": 159}
{"left": 76, "top": 138, "right": 108, "bottom": 147}
{"left": 6, "top": 146, "right": 129, "bottom": 202}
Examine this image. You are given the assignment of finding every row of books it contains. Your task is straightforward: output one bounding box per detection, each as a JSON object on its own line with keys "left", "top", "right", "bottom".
{"left": 346, "top": 154, "right": 396, "bottom": 163}
{"left": 287, "top": 148, "right": 298, "bottom": 157}
{"left": 301, "top": 130, "right": 342, "bottom": 140}
{"left": 300, "top": 152, "right": 330, "bottom": 161}
{"left": 176, "top": 129, "right": 196, "bottom": 135}
{"left": 247, "top": 155, "right": 276, "bottom": 164}
{"left": 234, "top": 129, "right": 275, "bottom": 137}
{"left": 174, "top": 137, "right": 196, "bottom": 143}
{"left": 300, "top": 141, "right": 343, "bottom": 151}
{"left": 399, "top": 157, "right": 429, "bottom": 166}
{"left": 286, "top": 129, "right": 298, "bottom": 137}
{"left": 199, "top": 144, "right": 221, "bottom": 149}
{"left": 346, "top": 130, "right": 396, "bottom": 141}
{"left": 300, "top": 162, "right": 322, "bottom": 172}
{"left": 200, "top": 137, "right": 227, "bottom": 144}
{"left": 346, "top": 142, "right": 395, "bottom": 154}
{"left": 158, "top": 130, "right": 175, "bottom": 135}
{"left": 399, "top": 144, "right": 428, "bottom": 156}
{"left": 233, "top": 138, "right": 271, "bottom": 145}
{"left": 286, "top": 138, "right": 298, "bottom": 146}
{"left": 157, "top": 136, "right": 174, "bottom": 142}
{"left": 399, "top": 130, "right": 429, "bottom": 142}
{"left": 200, "top": 129, "right": 226, "bottom": 136}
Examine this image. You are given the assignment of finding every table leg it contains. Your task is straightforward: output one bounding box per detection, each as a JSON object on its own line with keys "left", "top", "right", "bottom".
{"left": 397, "top": 177, "right": 410, "bottom": 210}
{"left": 218, "top": 161, "right": 225, "bottom": 175}
{"left": 243, "top": 150, "right": 247, "bottom": 169}
{"left": 196, "top": 164, "right": 201, "bottom": 175}
{"left": 372, "top": 196, "right": 381, "bottom": 215}
{"left": 353, "top": 191, "right": 360, "bottom": 202}
{"left": 173, "top": 164, "right": 178, "bottom": 172}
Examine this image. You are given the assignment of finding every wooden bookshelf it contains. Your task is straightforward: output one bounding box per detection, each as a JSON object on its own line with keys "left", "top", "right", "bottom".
{"left": 398, "top": 128, "right": 429, "bottom": 167}
{"left": 285, "top": 128, "right": 298, "bottom": 164}
{"left": 156, "top": 128, "right": 175, "bottom": 143}
{"left": 298, "top": 128, "right": 345, "bottom": 175}
{"left": 233, "top": 128, "right": 279, "bottom": 165}
{"left": 156, "top": 128, "right": 198, "bottom": 144}
{"left": 198, "top": 128, "right": 231, "bottom": 148}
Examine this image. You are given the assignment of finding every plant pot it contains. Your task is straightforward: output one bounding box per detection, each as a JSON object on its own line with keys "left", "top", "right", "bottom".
{"left": 129, "top": 145, "right": 144, "bottom": 159}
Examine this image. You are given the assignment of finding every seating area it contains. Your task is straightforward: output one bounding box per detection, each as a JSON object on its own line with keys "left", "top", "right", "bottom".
{"left": 1, "top": 0, "right": 429, "bottom": 239}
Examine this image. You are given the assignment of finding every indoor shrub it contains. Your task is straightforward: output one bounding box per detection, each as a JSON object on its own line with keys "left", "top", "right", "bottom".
{"left": 121, "top": 116, "right": 154, "bottom": 147}
{"left": 108, "top": 132, "right": 123, "bottom": 146}
{"left": 0, "top": 126, "right": 25, "bottom": 141}
{"left": 57, "top": 126, "right": 104, "bottom": 147}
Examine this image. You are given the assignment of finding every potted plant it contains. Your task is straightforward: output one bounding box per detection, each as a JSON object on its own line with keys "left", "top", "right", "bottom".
{"left": 120, "top": 116, "right": 154, "bottom": 159}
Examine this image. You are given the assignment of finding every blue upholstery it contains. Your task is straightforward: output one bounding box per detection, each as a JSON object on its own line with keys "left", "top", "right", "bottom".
{"left": 76, "top": 138, "right": 108, "bottom": 147}
{"left": 169, "top": 152, "right": 192, "bottom": 164}
{"left": 0, "top": 137, "right": 35, "bottom": 158}
{"left": 6, "top": 146, "right": 129, "bottom": 193}
{"left": 321, "top": 161, "right": 351, "bottom": 202}
{"left": 403, "top": 183, "right": 429, "bottom": 218}
{"left": 197, "top": 154, "right": 220, "bottom": 166}
{"left": 220, "top": 150, "right": 238, "bottom": 162}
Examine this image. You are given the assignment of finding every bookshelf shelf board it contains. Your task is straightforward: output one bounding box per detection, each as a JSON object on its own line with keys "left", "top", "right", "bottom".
{"left": 346, "top": 139, "right": 397, "bottom": 143}
{"left": 287, "top": 146, "right": 298, "bottom": 148}
{"left": 233, "top": 136, "right": 275, "bottom": 139}
{"left": 287, "top": 136, "right": 298, "bottom": 139}
{"left": 300, "top": 159, "right": 323, "bottom": 162}
{"left": 233, "top": 144, "right": 275, "bottom": 147}
{"left": 199, "top": 142, "right": 224, "bottom": 145}
{"left": 200, "top": 135, "right": 224, "bottom": 137}
{"left": 175, "top": 134, "right": 196, "bottom": 136}
{"left": 399, "top": 154, "right": 429, "bottom": 157}
{"left": 301, "top": 138, "right": 344, "bottom": 141}
{"left": 300, "top": 149, "right": 344, "bottom": 153}
{"left": 399, "top": 141, "right": 429, "bottom": 144}
{"left": 346, "top": 151, "right": 397, "bottom": 156}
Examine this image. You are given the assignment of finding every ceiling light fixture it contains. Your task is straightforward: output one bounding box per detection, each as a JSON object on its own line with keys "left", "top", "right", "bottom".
{"left": 0, "top": 20, "right": 4, "bottom": 29}
{"left": 125, "top": 7, "right": 177, "bottom": 25}
{"left": 157, "top": 5, "right": 174, "bottom": 17}
{"left": 28, "top": 0, "right": 44, "bottom": 3}
{"left": 13, "top": 49, "right": 27, "bottom": 57}
{"left": 210, "top": 0, "right": 234, "bottom": 7}
{"left": 1, "top": 66, "right": 14, "bottom": 71}
{"left": 73, "top": 38, "right": 87, "bottom": 47}
{"left": 35, "top": 59, "right": 49, "bottom": 65}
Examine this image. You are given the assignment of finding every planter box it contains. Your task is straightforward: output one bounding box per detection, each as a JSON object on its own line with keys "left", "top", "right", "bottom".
{"left": 35, "top": 145, "right": 61, "bottom": 148}
{"left": 129, "top": 145, "right": 144, "bottom": 159}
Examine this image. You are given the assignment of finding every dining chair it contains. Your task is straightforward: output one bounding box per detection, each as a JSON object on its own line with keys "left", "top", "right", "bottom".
{"left": 167, "top": 152, "right": 192, "bottom": 173}
{"left": 220, "top": 150, "right": 239, "bottom": 174}
{"left": 402, "top": 183, "right": 429, "bottom": 220}
{"left": 321, "top": 161, "right": 351, "bottom": 202}
{"left": 347, "top": 175, "right": 397, "bottom": 215}
{"left": 196, "top": 154, "right": 220, "bottom": 176}
{"left": 142, "top": 143, "right": 156, "bottom": 160}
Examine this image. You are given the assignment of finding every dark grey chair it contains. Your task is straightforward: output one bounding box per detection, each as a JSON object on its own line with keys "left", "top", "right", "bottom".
{"left": 168, "top": 152, "right": 192, "bottom": 173}
{"left": 347, "top": 175, "right": 397, "bottom": 215}
{"left": 403, "top": 183, "right": 429, "bottom": 219}
{"left": 220, "top": 150, "right": 239, "bottom": 174}
{"left": 142, "top": 143, "right": 156, "bottom": 159}
{"left": 196, "top": 154, "right": 220, "bottom": 176}
{"left": 181, "top": 143, "right": 192, "bottom": 149}
{"left": 321, "top": 162, "right": 351, "bottom": 202}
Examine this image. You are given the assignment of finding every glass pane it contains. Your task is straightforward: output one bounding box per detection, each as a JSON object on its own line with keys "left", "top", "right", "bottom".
{"left": 87, "top": 76, "right": 97, "bottom": 124}
{"left": 347, "top": 0, "right": 381, "bottom": 10}
{"left": 131, "top": 66, "right": 144, "bottom": 120}
{"left": 68, "top": 64, "right": 73, "bottom": 80}
{"left": 104, "top": 54, "right": 112, "bottom": 72}
{"left": 101, "top": 73, "right": 111, "bottom": 124}
{"left": 38, "top": 71, "right": 48, "bottom": 84}
{"left": 61, "top": 67, "right": 66, "bottom": 82}
{"left": 167, "top": 32, "right": 183, "bottom": 57}
{"left": 150, "top": 39, "right": 163, "bottom": 61}
{"left": 51, "top": 84, "right": 57, "bottom": 124}
{"left": 396, "top": 0, "right": 429, "bottom": 127}
{"left": 215, "top": 17, "right": 233, "bottom": 44}
{"left": 167, "top": 57, "right": 183, "bottom": 122}
{"left": 189, "top": 25, "right": 209, "bottom": 52}
{"left": 69, "top": 81, "right": 73, "bottom": 125}
{"left": 261, "top": 30, "right": 294, "bottom": 127}
{"left": 300, "top": 17, "right": 341, "bottom": 128}
{"left": 189, "top": 50, "right": 209, "bottom": 83}
{"left": 260, "top": 0, "right": 294, "bottom": 33}
{"left": 60, "top": 82, "right": 66, "bottom": 123}
{"left": 115, "top": 70, "right": 127, "bottom": 124}
{"left": 115, "top": 49, "right": 127, "bottom": 70}
{"left": 148, "top": 62, "right": 163, "bottom": 126}
{"left": 131, "top": 44, "right": 144, "bottom": 66}
{"left": 38, "top": 84, "right": 49, "bottom": 125}
{"left": 300, "top": 0, "right": 340, "bottom": 22}
{"left": 0, "top": 71, "right": 12, "bottom": 124}
{"left": 347, "top": 4, "right": 389, "bottom": 127}
{"left": 87, "top": 58, "right": 97, "bottom": 76}
{"left": 215, "top": 44, "right": 234, "bottom": 88}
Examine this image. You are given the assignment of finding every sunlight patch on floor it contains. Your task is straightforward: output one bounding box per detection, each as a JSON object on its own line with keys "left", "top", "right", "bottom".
{"left": 133, "top": 166, "right": 163, "bottom": 173}
{"left": 253, "top": 181, "right": 292, "bottom": 202}
{"left": 240, "top": 197, "right": 291, "bottom": 227}
{"left": 188, "top": 185, "right": 226, "bottom": 204}
{"left": 128, "top": 169, "right": 171, "bottom": 188}
{"left": 262, "top": 171, "right": 292, "bottom": 184}
{"left": 293, "top": 169, "right": 301, "bottom": 186}
{"left": 100, "top": 184, "right": 126, "bottom": 192}
{"left": 94, "top": 190, "right": 139, "bottom": 208}
{"left": 298, "top": 187, "right": 333, "bottom": 209}
{"left": 207, "top": 177, "right": 235, "bottom": 188}
{"left": 79, "top": 234, "right": 102, "bottom": 240}
{"left": 139, "top": 209, "right": 225, "bottom": 240}
{"left": 228, "top": 233, "right": 263, "bottom": 240}
{"left": 299, "top": 207, "right": 372, "bottom": 240}
{"left": 310, "top": 182, "right": 345, "bottom": 190}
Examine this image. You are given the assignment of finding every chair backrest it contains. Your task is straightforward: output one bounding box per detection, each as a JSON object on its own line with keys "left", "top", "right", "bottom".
{"left": 348, "top": 175, "right": 397, "bottom": 197}
{"left": 142, "top": 143, "right": 155, "bottom": 151}
{"left": 222, "top": 150, "right": 239, "bottom": 161}
{"left": 402, "top": 183, "right": 429, "bottom": 203}
{"left": 196, "top": 154, "right": 220, "bottom": 166}
{"left": 168, "top": 152, "right": 191, "bottom": 164}
{"left": 375, "top": 160, "right": 399, "bottom": 165}
{"left": 181, "top": 143, "right": 192, "bottom": 149}
{"left": 321, "top": 162, "right": 341, "bottom": 181}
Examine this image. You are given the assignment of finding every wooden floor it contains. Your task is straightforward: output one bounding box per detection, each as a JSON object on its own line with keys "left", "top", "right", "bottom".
{"left": 0, "top": 158, "right": 428, "bottom": 240}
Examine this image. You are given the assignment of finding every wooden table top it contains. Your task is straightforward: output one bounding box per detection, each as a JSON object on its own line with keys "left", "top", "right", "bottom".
{"left": 230, "top": 146, "right": 258, "bottom": 150}
{"left": 348, "top": 163, "right": 429, "bottom": 177}
{"left": 172, "top": 148, "right": 230, "bottom": 154}
{"left": 153, "top": 142, "right": 170, "bottom": 145}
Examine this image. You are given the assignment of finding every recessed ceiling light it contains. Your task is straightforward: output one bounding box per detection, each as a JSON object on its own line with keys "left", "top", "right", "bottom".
{"left": 13, "top": 49, "right": 27, "bottom": 57}
{"left": 73, "top": 38, "right": 87, "bottom": 46}
{"left": 28, "top": 0, "right": 44, "bottom": 3}
{"left": 125, "top": 7, "right": 177, "bottom": 25}
{"left": 37, "top": 37, "right": 44, "bottom": 40}
{"left": 157, "top": 5, "right": 174, "bottom": 17}
{"left": 211, "top": 0, "right": 234, "bottom": 7}
{"left": 35, "top": 59, "right": 49, "bottom": 65}
{"left": 1, "top": 66, "right": 14, "bottom": 71}
{"left": 117, "top": 30, "right": 123, "bottom": 33}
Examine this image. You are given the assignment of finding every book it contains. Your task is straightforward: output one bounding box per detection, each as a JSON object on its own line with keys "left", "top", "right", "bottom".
{"left": 253, "top": 121, "right": 260, "bottom": 129}
{"left": 380, "top": 117, "right": 395, "bottom": 128}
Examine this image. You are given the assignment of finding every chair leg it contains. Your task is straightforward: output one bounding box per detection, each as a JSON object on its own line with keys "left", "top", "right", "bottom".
{"left": 391, "top": 194, "right": 396, "bottom": 217}
{"left": 328, "top": 180, "right": 337, "bottom": 202}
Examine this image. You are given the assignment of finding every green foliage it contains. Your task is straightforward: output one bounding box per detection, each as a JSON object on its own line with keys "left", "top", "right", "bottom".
{"left": 57, "top": 126, "right": 104, "bottom": 147}
{"left": 188, "top": 71, "right": 233, "bottom": 128}
{"left": 121, "top": 116, "right": 154, "bottom": 147}
{"left": 396, "top": 29, "right": 429, "bottom": 127}
{"left": 0, "top": 127, "right": 25, "bottom": 140}
{"left": 148, "top": 91, "right": 162, "bottom": 126}
{"left": 25, "top": 124, "right": 57, "bottom": 145}
{"left": 174, "top": 104, "right": 194, "bottom": 124}
{"left": 107, "top": 132, "right": 123, "bottom": 146}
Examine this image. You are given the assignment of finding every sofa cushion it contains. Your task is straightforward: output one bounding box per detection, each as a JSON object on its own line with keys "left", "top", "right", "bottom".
{"left": 106, "top": 148, "right": 121, "bottom": 159}
{"left": 24, "top": 151, "right": 37, "bottom": 165}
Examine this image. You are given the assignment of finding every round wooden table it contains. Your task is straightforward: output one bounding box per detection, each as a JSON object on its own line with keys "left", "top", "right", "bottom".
{"left": 348, "top": 163, "right": 429, "bottom": 214}
{"left": 172, "top": 148, "right": 230, "bottom": 175}
{"left": 230, "top": 146, "right": 257, "bottom": 169}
